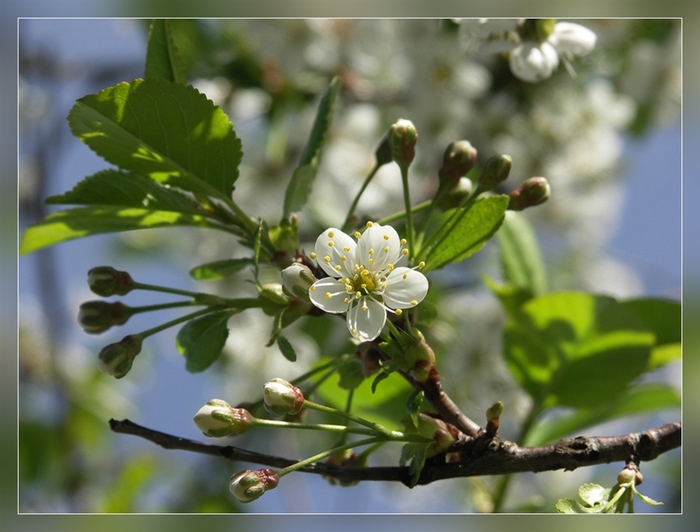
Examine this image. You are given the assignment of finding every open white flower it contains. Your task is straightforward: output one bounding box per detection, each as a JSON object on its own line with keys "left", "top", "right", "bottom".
{"left": 308, "top": 221, "right": 429, "bottom": 342}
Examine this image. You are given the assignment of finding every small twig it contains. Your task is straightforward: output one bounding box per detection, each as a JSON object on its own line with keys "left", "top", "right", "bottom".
{"left": 109, "top": 419, "right": 680, "bottom": 487}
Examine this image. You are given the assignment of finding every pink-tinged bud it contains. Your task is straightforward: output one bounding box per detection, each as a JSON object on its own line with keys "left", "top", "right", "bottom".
{"left": 389, "top": 118, "right": 418, "bottom": 168}
{"left": 508, "top": 177, "right": 550, "bottom": 211}
{"left": 87, "top": 266, "right": 134, "bottom": 297}
{"left": 229, "top": 468, "right": 279, "bottom": 503}
{"left": 438, "top": 140, "right": 478, "bottom": 186}
{"left": 97, "top": 334, "right": 143, "bottom": 379}
{"left": 78, "top": 301, "right": 131, "bottom": 334}
{"left": 414, "top": 412, "right": 458, "bottom": 455}
{"left": 263, "top": 378, "right": 305, "bottom": 417}
{"left": 194, "top": 399, "right": 253, "bottom": 437}
{"left": 478, "top": 154, "right": 512, "bottom": 191}
{"left": 281, "top": 263, "right": 317, "bottom": 300}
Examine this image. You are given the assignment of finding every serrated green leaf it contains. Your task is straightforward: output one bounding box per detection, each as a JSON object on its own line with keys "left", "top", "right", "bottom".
{"left": 176, "top": 312, "right": 233, "bottom": 372}
{"left": 579, "top": 483, "right": 611, "bottom": 506}
{"left": 282, "top": 76, "right": 341, "bottom": 218}
{"left": 524, "top": 383, "right": 680, "bottom": 446}
{"left": 504, "top": 292, "right": 655, "bottom": 409}
{"left": 20, "top": 206, "right": 210, "bottom": 254}
{"left": 276, "top": 335, "right": 297, "bottom": 362}
{"left": 67, "top": 79, "right": 242, "bottom": 201}
{"left": 145, "top": 20, "right": 186, "bottom": 83}
{"left": 423, "top": 195, "right": 509, "bottom": 273}
{"left": 496, "top": 210, "right": 548, "bottom": 296}
{"left": 46, "top": 169, "right": 201, "bottom": 213}
{"left": 189, "top": 258, "right": 255, "bottom": 280}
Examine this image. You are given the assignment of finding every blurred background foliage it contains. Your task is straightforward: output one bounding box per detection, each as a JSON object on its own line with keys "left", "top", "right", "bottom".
{"left": 18, "top": 18, "right": 681, "bottom": 514}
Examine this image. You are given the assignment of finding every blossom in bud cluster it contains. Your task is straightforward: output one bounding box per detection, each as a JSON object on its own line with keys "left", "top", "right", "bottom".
{"left": 281, "top": 263, "right": 317, "bottom": 300}
{"left": 478, "top": 154, "right": 512, "bottom": 191}
{"left": 438, "top": 140, "right": 478, "bottom": 186}
{"left": 263, "top": 378, "right": 305, "bottom": 417}
{"left": 87, "top": 266, "right": 134, "bottom": 297}
{"left": 194, "top": 399, "right": 253, "bottom": 437}
{"left": 508, "top": 177, "right": 550, "bottom": 211}
{"left": 97, "top": 334, "right": 143, "bottom": 379}
{"left": 388, "top": 119, "right": 418, "bottom": 168}
{"left": 229, "top": 468, "right": 279, "bottom": 503}
{"left": 78, "top": 301, "right": 131, "bottom": 334}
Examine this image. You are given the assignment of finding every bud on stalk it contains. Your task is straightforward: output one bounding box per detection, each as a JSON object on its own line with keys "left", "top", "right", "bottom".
{"left": 87, "top": 266, "right": 134, "bottom": 297}
{"left": 508, "top": 177, "right": 550, "bottom": 211}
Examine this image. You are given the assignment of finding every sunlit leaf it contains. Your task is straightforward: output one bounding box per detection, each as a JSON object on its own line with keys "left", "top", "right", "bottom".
{"left": 68, "top": 78, "right": 242, "bottom": 201}
{"left": 423, "top": 195, "right": 509, "bottom": 273}
{"left": 176, "top": 311, "right": 234, "bottom": 372}
{"left": 20, "top": 206, "right": 210, "bottom": 253}
{"left": 145, "top": 20, "right": 186, "bottom": 83}
{"left": 282, "top": 76, "right": 341, "bottom": 218}
{"left": 504, "top": 292, "right": 655, "bottom": 408}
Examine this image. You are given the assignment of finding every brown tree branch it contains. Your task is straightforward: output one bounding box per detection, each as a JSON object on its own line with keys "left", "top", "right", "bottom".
{"left": 109, "top": 419, "right": 680, "bottom": 487}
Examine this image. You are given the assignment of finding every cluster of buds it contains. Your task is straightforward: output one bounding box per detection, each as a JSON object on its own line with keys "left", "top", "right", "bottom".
{"left": 263, "top": 378, "right": 305, "bottom": 417}
{"left": 87, "top": 266, "right": 134, "bottom": 297}
{"left": 78, "top": 301, "right": 131, "bottom": 334}
{"left": 193, "top": 399, "right": 253, "bottom": 437}
{"left": 412, "top": 412, "right": 460, "bottom": 456}
{"left": 507, "top": 177, "right": 551, "bottom": 211}
{"left": 389, "top": 118, "right": 418, "bottom": 169}
{"left": 97, "top": 334, "right": 143, "bottom": 379}
{"left": 229, "top": 468, "right": 279, "bottom": 503}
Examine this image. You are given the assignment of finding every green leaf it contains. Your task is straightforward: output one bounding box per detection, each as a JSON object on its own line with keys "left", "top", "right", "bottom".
{"left": 276, "top": 335, "right": 297, "bottom": 362}
{"left": 579, "top": 483, "right": 611, "bottom": 507}
{"left": 336, "top": 357, "right": 365, "bottom": 390}
{"left": 45, "top": 169, "right": 202, "bottom": 213}
{"left": 282, "top": 76, "right": 341, "bottom": 218}
{"left": 554, "top": 498, "right": 583, "bottom": 513}
{"left": 634, "top": 488, "right": 664, "bottom": 506}
{"left": 423, "top": 195, "right": 509, "bottom": 273}
{"left": 524, "top": 383, "right": 680, "bottom": 446}
{"left": 504, "top": 292, "right": 655, "bottom": 408}
{"left": 621, "top": 298, "right": 681, "bottom": 371}
{"left": 496, "top": 211, "right": 548, "bottom": 296}
{"left": 145, "top": 20, "right": 186, "bottom": 83}
{"left": 67, "top": 78, "right": 242, "bottom": 201}
{"left": 189, "top": 258, "right": 255, "bottom": 280}
{"left": 176, "top": 312, "right": 233, "bottom": 372}
{"left": 20, "top": 206, "right": 210, "bottom": 254}
{"left": 482, "top": 275, "right": 534, "bottom": 317}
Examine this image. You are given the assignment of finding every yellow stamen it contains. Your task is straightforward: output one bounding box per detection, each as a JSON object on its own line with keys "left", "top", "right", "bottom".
{"left": 410, "top": 300, "right": 418, "bottom": 306}
{"left": 324, "top": 256, "right": 331, "bottom": 263}
{"left": 395, "top": 309, "right": 403, "bottom": 316}
{"left": 383, "top": 234, "right": 389, "bottom": 240}
{"left": 328, "top": 231, "right": 335, "bottom": 237}
{"left": 310, "top": 252, "right": 317, "bottom": 259}
{"left": 354, "top": 231, "right": 361, "bottom": 239}
{"left": 400, "top": 238, "right": 407, "bottom": 246}
{"left": 366, "top": 221, "right": 374, "bottom": 228}
{"left": 325, "top": 292, "right": 332, "bottom": 300}
{"left": 328, "top": 241, "right": 334, "bottom": 247}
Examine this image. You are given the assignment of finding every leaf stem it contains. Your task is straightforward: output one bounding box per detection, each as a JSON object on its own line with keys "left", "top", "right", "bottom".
{"left": 399, "top": 165, "right": 416, "bottom": 263}
{"left": 343, "top": 164, "right": 381, "bottom": 231}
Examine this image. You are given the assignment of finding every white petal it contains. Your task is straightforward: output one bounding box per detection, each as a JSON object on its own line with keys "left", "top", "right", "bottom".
{"left": 382, "top": 267, "right": 429, "bottom": 309}
{"left": 346, "top": 297, "right": 386, "bottom": 342}
{"left": 357, "top": 222, "right": 402, "bottom": 272}
{"left": 309, "top": 278, "right": 351, "bottom": 313}
{"left": 509, "top": 42, "right": 559, "bottom": 82}
{"left": 550, "top": 22, "right": 596, "bottom": 57}
{"left": 314, "top": 228, "right": 357, "bottom": 278}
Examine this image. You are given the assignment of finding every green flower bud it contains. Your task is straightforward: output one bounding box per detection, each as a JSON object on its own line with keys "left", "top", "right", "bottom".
{"left": 438, "top": 140, "right": 478, "bottom": 186}
{"left": 478, "top": 154, "right": 512, "bottom": 191}
{"left": 97, "top": 334, "right": 143, "bottom": 379}
{"left": 87, "top": 266, "right": 134, "bottom": 297}
{"left": 194, "top": 399, "right": 253, "bottom": 437}
{"left": 389, "top": 118, "right": 418, "bottom": 168}
{"left": 508, "top": 177, "right": 550, "bottom": 211}
{"left": 435, "top": 177, "right": 473, "bottom": 211}
{"left": 229, "top": 468, "right": 279, "bottom": 503}
{"left": 260, "top": 283, "right": 290, "bottom": 306}
{"left": 263, "top": 378, "right": 305, "bottom": 417}
{"left": 78, "top": 301, "right": 131, "bottom": 334}
{"left": 281, "top": 263, "right": 317, "bottom": 300}
{"left": 414, "top": 412, "right": 458, "bottom": 455}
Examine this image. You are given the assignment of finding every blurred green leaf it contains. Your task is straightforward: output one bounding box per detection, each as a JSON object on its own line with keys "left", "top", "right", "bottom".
{"left": 621, "top": 298, "right": 680, "bottom": 344}
{"left": 504, "top": 292, "right": 655, "bottom": 408}
{"left": 283, "top": 76, "right": 341, "bottom": 218}
{"left": 20, "top": 206, "right": 210, "bottom": 253}
{"left": 496, "top": 211, "right": 548, "bottom": 297}
{"left": 524, "top": 383, "right": 680, "bottom": 446}
{"left": 102, "top": 455, "right": 156, "bottom": 513}
{"left": 276, "top": 335, "right": 297, "bottom": 362}
{"left": 423, "top": 195, "right": 509, "bottom": 273}
{"left": 67, "top": 79, "right": 242, "bottom": 201}
{"left": 145, "top": 20, "right": 186, "bottom": 83}
{"left": 336, "top": 357, "right": 365, "bottom": 390}
{"left": 176, "top": 311, "right": 234, "bottom": 372}
{"left": 189, "top": 258, "right": 255, "bottom": 280}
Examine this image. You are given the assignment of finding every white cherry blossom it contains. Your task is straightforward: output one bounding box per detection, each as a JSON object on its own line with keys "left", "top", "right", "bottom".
{"left": 308, "top": 222, "right": 429, "bottom": 342}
